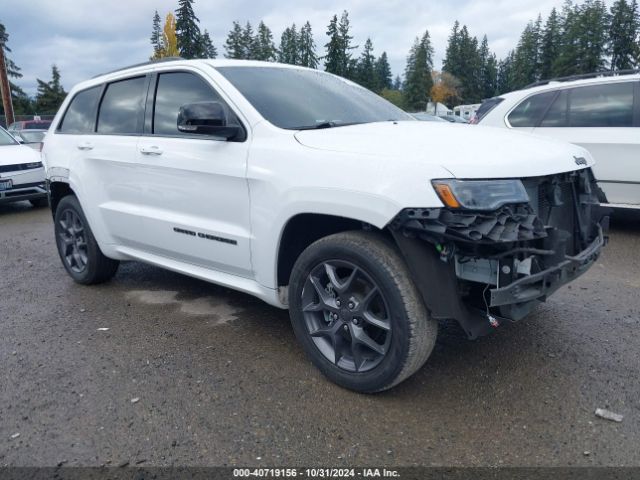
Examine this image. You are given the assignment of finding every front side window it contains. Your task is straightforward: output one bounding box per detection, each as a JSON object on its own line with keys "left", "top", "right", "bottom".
{"left": 97, "top": 76, "right": 146, "bottom": 134}
{"left": 58, "top": 86, "right": 102, "bottom": 133}
{"left": 508, "top": 91, "right": 556, "bottom": 127}
{"left": 152, "top": 72, "right": 241, "bottom": 136}
{"left": 216, "top": 66, "right": 412, "bottom": 129}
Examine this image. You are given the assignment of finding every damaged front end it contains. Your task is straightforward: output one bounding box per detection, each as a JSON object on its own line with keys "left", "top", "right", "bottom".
{"left": 389, "top": 168, "right": 610, "bottom": 339}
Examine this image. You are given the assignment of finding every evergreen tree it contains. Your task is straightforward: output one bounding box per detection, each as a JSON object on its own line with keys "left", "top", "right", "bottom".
{"left": 511, "top": 17, "right": 542, "bottom": 88}
{"left": 540, "top": 8, "right": 562, "bottom": 79}
{"left": 278, "top": 24, "right": 298, "bottom": 64}
{"left": 374, "top": 52, "right": 393, "bottom": 92}
{"left": 175, "top": 0, "right": 202, "bottom": 58}
{"left": 198, "top": 30, "right": 217, "bottom": 59}
{"left": 324, "top": 11, "right": 356, "bottom": 78}
{"left": 392, "top": 75, "right": 402, "bottom": 90}
{"left": 477, "top": 35, "right": 498, "bottom": 99}
{"left": 35, "top": 65, "right": 67, "bottom": 114}
{"left": 323, "top": 15, "right": 341, "bottom": 73}
{"left": 497, "top": 51, "right": 515, "bottom": 94}
{"left": 356, "top": 38, "right": 376, "bottom": 90}
{"left": 254, "top": 21, "right": 277, "bottom": 61}
{"left": 578, "top": 0, "right": 610, "bottom": 72}
{"left": 443, "top": 22, "right": 483, "bottom": 103}
{"left": 298, "top": 21, "right": 318, "bottom": 68}
{"left": 225, "top": 21, "right": 245, "bottom": 59}
{"left": 242, "top": 22, "right": 257, "bottom": 59}
{"left": 609, "top": 0, "right": 639, "bottom": 70}
{"left": 150, "top": 10, "right": 164, "bottom": 59}
{"left": 442, "top": 21, "right": 461, "bottom": 77}
{"left": 403, "top": 31, "right": 434, "bottom": 111}
{"left": 553, "top": 1, "right": 584, "bottom": 76}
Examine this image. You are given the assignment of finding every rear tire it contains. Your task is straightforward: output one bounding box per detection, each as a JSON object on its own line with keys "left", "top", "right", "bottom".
{"left": 289, "top": 231, "right": 437, "bottom": 393}
{"left": 54, "top": 195, "right": 119, "bottom": 284}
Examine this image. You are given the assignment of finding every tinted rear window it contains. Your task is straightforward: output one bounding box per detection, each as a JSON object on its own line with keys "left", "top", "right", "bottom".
{"left": 508, "top": 91, "right": 556, "bottom": 127}
{"left": 59, "top": 86, "right": 102, "bottom": 133}
{"left": 474, "top": 97, "right": 503, "bottom": 122}
{"left": 97, "top": 76, "right": 146, "bottom": 134}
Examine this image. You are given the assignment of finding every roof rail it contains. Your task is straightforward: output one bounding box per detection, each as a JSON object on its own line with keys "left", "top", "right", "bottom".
{"left": 523, "top": 68, "right": 640, "bottom": 90}
{"left": 92, "top": 57, "right": 185, "bottom": 79}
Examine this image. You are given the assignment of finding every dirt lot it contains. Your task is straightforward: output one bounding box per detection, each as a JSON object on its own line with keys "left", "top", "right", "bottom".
{"left": 1, "top": 203, "right": 639, "bottom": 467}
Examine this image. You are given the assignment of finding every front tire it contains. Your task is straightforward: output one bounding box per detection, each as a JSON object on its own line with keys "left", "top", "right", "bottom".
{"left": 54, "top": 195, "right": 119, "bottom": 284}
{"left": 289, "top": 231, "right": 437, "bottom": 393}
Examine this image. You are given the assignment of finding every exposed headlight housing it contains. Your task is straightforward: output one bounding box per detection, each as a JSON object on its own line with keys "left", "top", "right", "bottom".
{"left": 432, "top": 179, "right": 529, "bottom": 210}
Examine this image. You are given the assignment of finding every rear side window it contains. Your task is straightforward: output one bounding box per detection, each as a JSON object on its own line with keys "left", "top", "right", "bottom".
{"left": 508, "top": 91, "right": 556, "bottom": 127}
{"left": 540, "top": 90, "right": 568, "bottom": 127}
{"left": 97, "top": 76, "right": 146, "bottom": 134}
{"left": 59, "top": 86, "right": 102, "bottom": 133}
{"left": 567, "top": 82, "right": 634, "bottom": 127}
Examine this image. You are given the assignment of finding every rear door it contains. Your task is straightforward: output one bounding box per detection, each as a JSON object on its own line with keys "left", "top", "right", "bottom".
{"left": 531, "top": 80, "right": 640, "bottom": 205}
{"left": 129, "top": 69, "right": 252, "bottom": 277}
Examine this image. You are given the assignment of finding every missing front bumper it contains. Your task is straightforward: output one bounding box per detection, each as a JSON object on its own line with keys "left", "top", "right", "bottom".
{"left": 389, "top": 169, "right": 610, "bottom": 338}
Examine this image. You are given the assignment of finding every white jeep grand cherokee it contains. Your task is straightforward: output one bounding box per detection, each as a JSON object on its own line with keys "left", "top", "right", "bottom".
{"left": 43, "top": 59, "right": 609, "bottom": 392}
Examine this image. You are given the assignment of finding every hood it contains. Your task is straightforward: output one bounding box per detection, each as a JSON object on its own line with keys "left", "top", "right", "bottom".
{"left": 294, "top": 121, "right": 593, "bottom": 179}
{"left": 0, "top": 144, "right": 41, "bottom": 167}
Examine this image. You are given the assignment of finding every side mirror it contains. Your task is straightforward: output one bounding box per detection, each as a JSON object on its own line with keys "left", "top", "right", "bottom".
{"left": 177, "top": 101, "right": 240, "bottom": 140}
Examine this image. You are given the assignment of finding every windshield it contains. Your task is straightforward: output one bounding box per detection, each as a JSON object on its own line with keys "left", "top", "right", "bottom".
{"left": 216, "top": 66, "right": 413, "bottom": 130}
{"left": 0, "top": 127, "right": 18, "bottom": 146}
{"left": 17, "top": 131, "right": 46, "bottom": 143}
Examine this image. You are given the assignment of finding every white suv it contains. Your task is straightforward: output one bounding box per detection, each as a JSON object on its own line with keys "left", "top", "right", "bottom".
{"left": 476, "top": 71, "right": 640, "bottom": 208}
{"left": 43, "top": 59, "right": 609, "bottom": 392}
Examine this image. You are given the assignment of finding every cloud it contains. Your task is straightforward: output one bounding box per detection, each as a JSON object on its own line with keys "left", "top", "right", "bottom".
{"left": 3, "top": 0, "right": 589, "bottom": 96}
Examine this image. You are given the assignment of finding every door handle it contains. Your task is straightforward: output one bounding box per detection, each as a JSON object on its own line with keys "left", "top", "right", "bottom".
{"left": 77, "top": 142, "right": 94, "bottom": 151}
{"left": 140, "top": 145, "right": 163, "bottom": 156}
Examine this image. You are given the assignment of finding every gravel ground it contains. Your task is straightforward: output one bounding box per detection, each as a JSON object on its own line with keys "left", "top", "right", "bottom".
{"left": 1, "top": 202, "right": 639, "bottom": 467}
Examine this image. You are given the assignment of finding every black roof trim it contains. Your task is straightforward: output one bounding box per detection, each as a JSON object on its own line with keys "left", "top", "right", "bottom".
{"left": 92, "top": 57, "right": 185, "bottom": 79}
{"left": 523, "top": 69, "right": 640, "bottom": 90}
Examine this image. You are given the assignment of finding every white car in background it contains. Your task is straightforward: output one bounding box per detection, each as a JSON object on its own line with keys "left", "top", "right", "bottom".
{"left": 0, "top": 126, "right": 48, "bottom": 207}
{"left": 476, "top": 71, "right": 640, "bottom": 208}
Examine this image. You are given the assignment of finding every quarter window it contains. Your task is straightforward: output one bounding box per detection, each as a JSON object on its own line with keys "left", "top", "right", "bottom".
{"left": 59, "top": 86, "right": 102, "bottom": 133}
{"left": 97, "top": 76, "right": 146, "bottom": 134}
{"left": 507, "top": 91, "right": 556, "bottom": 127}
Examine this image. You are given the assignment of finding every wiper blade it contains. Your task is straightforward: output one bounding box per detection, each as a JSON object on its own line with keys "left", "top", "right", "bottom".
{"left": 295, "top": 121, "right": 364, "bottom": 131}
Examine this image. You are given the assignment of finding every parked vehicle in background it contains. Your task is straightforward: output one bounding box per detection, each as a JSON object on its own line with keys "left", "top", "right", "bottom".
{"left": 411, "top": 112, "right": 448, "bottom": 122}
{"left": 44, "top": 59, "right": 609, "bottom": 392}
{"left": 11, "top": 129, "right": 46, "bottom": 151}
{"left": 438, "top": 115, "right": 468, "bottom": 124}
{"left": 0, "top": 126, "right": 47, "bottom": 207}
{"left": 476, "top": 71, "right": 640, "bottom": 207}
{"left": 453, "top": 103, "right": 481, "bottom": 122}
{"left": 7, "top": 119, "right": 52, "bottom": 132}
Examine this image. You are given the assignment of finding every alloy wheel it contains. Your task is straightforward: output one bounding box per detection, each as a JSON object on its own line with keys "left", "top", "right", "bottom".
{"left": 301, "top": 260, "right": 392, "bottom": 373}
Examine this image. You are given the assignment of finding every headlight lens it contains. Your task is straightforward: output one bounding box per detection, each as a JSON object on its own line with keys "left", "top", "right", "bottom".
{"left": 432, "top": 179, "right": 529, "bottom": 210}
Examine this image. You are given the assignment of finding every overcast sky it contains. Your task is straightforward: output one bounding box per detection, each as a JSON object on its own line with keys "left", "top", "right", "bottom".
{"left": 3, "top": 0, "right": 585, "bottom": 96}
